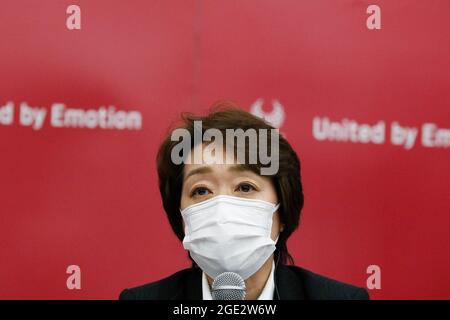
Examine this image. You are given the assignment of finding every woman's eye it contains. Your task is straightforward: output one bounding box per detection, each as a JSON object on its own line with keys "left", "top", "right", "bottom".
{"left": 237, "top": 183, "right": 256, "bottom": 193}
{"left": 191, "top": 187, "right": 210, "bottom": 197}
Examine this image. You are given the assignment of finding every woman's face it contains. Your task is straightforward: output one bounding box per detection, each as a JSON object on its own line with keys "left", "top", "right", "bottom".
{"left": 180, "top": 144, "right": 283, "bottom": 240}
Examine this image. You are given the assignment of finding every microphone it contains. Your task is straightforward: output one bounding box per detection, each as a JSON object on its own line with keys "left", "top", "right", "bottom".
{"left": 211, "top": 272, "right": 246, "bottom": 300}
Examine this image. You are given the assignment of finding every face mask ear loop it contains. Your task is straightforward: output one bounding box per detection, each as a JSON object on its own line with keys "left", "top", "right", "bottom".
{"left": 274, "top": 233, "right": 281, "bottom": 300}
{"left": 272, "top": 203, "right": 281, "bottom": 300}
{"left": 274, "top": 203, "right": 280, "bottom": 213}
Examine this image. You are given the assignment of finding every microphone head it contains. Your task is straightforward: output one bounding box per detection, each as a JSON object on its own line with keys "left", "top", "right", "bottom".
{"left": 211, "top": 272, "right": 246, "bottom": 300}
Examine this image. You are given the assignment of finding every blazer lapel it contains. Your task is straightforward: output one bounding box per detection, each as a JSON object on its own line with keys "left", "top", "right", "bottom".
{"left": 173, "top": 267, "right": 203, "bottom": 300}
{"left": 274, "top": 264, "right": 306, "bottom": 300}
{"left": 175, "top": 264, "right": 305, "bottom": 300}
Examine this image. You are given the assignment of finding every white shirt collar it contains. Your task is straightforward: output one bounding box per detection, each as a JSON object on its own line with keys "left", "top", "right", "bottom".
{"left": 202, "top": 260, "right": 275, "bottom": 300}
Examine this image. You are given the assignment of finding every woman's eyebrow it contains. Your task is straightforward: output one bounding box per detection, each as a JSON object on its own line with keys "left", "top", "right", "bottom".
{"left": 184, "top": 166, "right": 213, "bottom": 181}
{"left": 228, "top": 164, "right": 252, "bottom": 173}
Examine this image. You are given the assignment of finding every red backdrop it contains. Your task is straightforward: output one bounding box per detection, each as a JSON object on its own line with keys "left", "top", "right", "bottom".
{"left": 0, "top": 0, "right": 449, "bottom": 299}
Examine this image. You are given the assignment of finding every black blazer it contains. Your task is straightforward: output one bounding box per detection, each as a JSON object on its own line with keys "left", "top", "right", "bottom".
{"left": 119, "top": 264, "right": 369, "bottom": 300}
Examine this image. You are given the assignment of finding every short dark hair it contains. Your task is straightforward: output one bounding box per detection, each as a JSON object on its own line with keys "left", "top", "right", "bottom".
{"left": 156, "top": 100, "right": 304, "bottom": 265}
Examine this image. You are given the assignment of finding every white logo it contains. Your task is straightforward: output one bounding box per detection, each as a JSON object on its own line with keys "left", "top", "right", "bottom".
{"left": 66, "top": 265, "right": 81, "bottom": 290}
{"left": 366, "top": 265, "right": 381, "bottom": 290}
{"left": 66, "top": 5, "right": 81, "bottom": 30}
{"left": 366, "top": 5, "right": 381, "bottom": 30}
{"left": 250, "top": 98, "right": 286, "bottom": 129}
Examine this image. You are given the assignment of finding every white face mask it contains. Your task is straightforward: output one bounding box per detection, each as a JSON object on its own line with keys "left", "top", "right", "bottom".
{"left": 180, "top": 195, "right": 280, "bottom": 280}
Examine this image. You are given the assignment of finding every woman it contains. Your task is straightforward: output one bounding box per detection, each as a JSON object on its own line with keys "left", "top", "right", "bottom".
{"left": 120, "top": 100, "right": 369, "bottom": 300}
